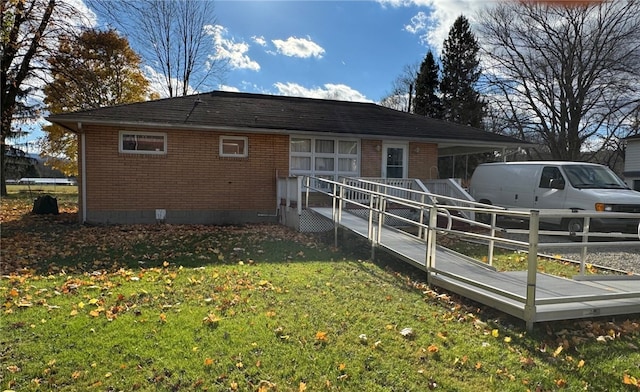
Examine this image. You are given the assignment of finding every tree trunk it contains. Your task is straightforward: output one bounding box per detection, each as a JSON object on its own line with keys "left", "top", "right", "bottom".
{"left": 1, "top": 134, "right": 6, "bottom": 196}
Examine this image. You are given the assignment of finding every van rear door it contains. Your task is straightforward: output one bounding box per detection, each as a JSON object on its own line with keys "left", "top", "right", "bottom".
{"left": 534, "top": 166, "right": 567, "bottom": 210}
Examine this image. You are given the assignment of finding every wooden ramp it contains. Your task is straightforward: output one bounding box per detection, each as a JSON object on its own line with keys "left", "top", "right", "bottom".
{"left": 310, "top": 207, "right": 640, "bottom": 328}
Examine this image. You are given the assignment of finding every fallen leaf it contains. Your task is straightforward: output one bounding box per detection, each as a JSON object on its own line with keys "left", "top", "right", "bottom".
{"left": 555, "top": 379, "right": 567, "bottom": 388}
{"left": 6, "top": 365, "right": 21, "bottom": 373}
{"left": 623, "top": 374, "right": 639, "bottom": 386}
{"left": 400, "top": 327, "right": 415, "bottom": 338}
{"left": 553, "top": 345, "right": 563, "bottom": 357}
{"left": 520, "top": 357, "right": 536, "bottom": 368}
{"left": 202, "top": 313, "right": 220, "bottom": 327}
{"left": 315, "top": 331, "right": 328, "bottom": 342}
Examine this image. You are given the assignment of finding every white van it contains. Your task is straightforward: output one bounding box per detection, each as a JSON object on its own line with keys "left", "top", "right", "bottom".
{"left": 468, "top": 161, "right": 640, "bottom": 232}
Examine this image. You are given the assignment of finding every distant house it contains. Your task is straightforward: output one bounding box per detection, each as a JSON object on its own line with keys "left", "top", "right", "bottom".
{"left": 624, "top": 135, "right": 640, "bottom": 191}
{"left": 47, "top": 91, "right": 524, "bottom": 225}
{"left": 18, "top": 178, "right": 77, "bottom": 186}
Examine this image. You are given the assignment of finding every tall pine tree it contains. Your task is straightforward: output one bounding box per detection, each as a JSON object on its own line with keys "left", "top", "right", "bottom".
{"left": 413, "top": 51, "right": 442, "bottom": 118}
{"left": 439, "top": 16, "right": 486, "bottom": 181}
{"left": 440, "top": 16, "right": 483, "bottom": 127}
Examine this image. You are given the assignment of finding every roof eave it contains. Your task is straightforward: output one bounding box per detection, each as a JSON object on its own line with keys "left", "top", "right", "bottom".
{"left": 46, "top": 117, "right": 526, "bottom": 147}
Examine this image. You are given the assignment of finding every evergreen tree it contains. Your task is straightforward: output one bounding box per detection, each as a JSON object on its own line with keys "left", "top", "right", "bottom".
{"left": 440, "top": 15, "right": 484, "bottom": 127}
{"left": 414, "top": 51, "right": 442, "bottom": 118}
{"left": 439, "top": 16, "right": 487, "bottom": 180}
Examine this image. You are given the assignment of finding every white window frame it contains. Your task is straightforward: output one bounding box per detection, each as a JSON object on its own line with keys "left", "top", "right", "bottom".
{"left": 119, "top": 131, "right": 167, "bottom": 155}
{"left": 289, "top": 136, "right": 360, "bottom": 182}
{"left": 219, "top": 136, "right": 248, "bottom": 158}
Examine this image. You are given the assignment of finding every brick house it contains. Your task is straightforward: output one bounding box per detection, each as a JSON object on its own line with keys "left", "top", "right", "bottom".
{"left": 47, "top": 91, "right": 524, "bottom": 225}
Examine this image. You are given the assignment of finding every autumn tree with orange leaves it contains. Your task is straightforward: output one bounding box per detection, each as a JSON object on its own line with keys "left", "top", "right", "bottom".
{"left": 40, "top": 29, "right": 154, "bottom": 175}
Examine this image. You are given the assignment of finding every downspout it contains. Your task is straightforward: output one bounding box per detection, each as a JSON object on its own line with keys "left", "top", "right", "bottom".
{"left": 79, "top": 122, "right": 86, "bottom": 224}
{"left": 52, "top": 121, "right": 86, "bottom": 223}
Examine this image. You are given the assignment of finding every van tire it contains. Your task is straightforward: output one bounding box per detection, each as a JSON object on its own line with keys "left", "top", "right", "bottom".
{"left": 563, "top": 218, "right": 584, "bottom": 241}
{"left": 476, "top": 200, "right": 492, "bottom": 224}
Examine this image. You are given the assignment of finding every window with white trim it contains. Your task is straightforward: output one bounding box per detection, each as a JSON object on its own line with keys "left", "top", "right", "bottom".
{"left": 220, "top": 136, "right": 248, "bottom": 157}
{"left": 290, "top": 137, "right": 359, "bottom": 183}
{"left": 120, "top": 131, "right": 166, "bottom": 154}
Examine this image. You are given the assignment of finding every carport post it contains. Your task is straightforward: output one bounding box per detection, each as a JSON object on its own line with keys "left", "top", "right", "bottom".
{"left": 333, "top": 182, "right": 339, "bottom": 249}
{"left": 425, "top": 204, "right": 438, "bottom": 286}
{"left": 524, "top": 210, "right": 540, "bottom": 332}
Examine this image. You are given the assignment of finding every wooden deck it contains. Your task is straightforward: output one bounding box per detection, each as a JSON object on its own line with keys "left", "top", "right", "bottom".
{"left": 310, "top": 207, "right": 640, "bottom": 327}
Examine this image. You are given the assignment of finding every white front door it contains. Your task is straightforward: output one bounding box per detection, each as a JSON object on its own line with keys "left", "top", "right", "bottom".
{"left": 382, "top": 143, "right": 408, "bottom": 178}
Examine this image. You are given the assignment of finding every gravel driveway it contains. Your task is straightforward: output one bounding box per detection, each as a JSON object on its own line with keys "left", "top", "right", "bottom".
{"left": 496, "top": 220, "right": 640, "bottom": 274}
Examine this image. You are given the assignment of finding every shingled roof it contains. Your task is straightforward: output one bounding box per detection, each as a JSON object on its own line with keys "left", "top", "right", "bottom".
{"left": 47, "top": 90, "right": 524, "bottom": 150}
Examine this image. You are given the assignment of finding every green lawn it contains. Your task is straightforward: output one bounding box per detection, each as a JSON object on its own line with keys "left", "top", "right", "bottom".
{"left": 1, "top": 191, "right": 639, "bottom": 391}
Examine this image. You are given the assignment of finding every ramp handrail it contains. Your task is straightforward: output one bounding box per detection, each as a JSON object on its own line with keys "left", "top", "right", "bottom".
{"left": 301, "top": 175, "right": 640, "bottom": 331}
{"left": 424, "top": 178, "right": 475, "bottom": 221}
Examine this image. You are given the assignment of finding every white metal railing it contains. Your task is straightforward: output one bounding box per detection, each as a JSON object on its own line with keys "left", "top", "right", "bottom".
{"left": 424, "top": 178, "right": 475, "bottom": 221}
{"left": 345, "top": 177, "right": 435, "bottom": 205}
{"left": 300, "top": 175, "right": 640, "bottom": 331}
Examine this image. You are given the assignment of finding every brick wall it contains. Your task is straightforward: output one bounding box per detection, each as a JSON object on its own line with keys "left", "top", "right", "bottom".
{"left": 408, "top": 142, "right": 439, "bottom": 180}
{"left": 83, "top": 126, "right": 288, "bottom": 212}
{"left": 361, "top": 139, "right": 382, "bottom": 177}
{"left": 79, "top": 128, "right": 440, "bottom": 224}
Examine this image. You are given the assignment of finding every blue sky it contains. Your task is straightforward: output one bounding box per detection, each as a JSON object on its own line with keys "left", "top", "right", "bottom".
{"left": 206, "top": 0, "right": 489, "bottom": 102}
{"left": 210, "top": 1, "right": 433, "bottom": 102}
{"left": 18, "top": 0, "right": 494, "bottom": 152}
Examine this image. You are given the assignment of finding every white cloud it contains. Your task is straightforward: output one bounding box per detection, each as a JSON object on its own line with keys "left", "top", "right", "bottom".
{"left": 405, "top": 11, "right": 429, "bottom": 35}
{"left": 273, "top": 82, "right": 372, "bottom": 102}
{"left": 376, "top": 0, "right": 416, "bottom": 8}
{"left": 218, "top": 84, "right": 240, "bottom": 92}
{"left": 143, "top": 65, "right": 198, "bottom": 98}
{"left": 252, "top": 35, "right": 267, "bottom": 46}
{"left": 272, "top": 36, "right": 325, "bottom": 59}
{"left": 67, "top": 0, "right": 98, "bottom": 28}
{"left": 204, "top": 24, "right": 260, "bottom": 71}
{"left": 378, "top": 0, "right": 489, "bottom": 51}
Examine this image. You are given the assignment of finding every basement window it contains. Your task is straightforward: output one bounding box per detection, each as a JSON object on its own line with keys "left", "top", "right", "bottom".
{"left": 120, "top": 131, "right": 166, "bottom": 154}
{"left": 220, "top": 136, "right": 248, "bottom": 158}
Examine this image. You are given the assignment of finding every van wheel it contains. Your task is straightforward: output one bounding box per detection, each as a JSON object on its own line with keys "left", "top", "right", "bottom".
{"left": 476, "top": 200, "right": 492, "bottom": 224}
{"left": 563, "top": 218, "right": 584, "bottom": 241}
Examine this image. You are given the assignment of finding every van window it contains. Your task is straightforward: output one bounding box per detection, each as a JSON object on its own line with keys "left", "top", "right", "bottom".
{"left": 539, "top": 167, "right": 563, "bottom": 188}
{"left": 564, "top": 165, "right": 627, "bottom": 189}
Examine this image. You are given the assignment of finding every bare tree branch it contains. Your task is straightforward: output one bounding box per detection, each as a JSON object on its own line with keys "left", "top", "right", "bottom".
{"left": 477, "top": 1, "right": 640, "bottom": 161}
{"left": 89, "top": 0, "right": 228, "bottom": 97}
